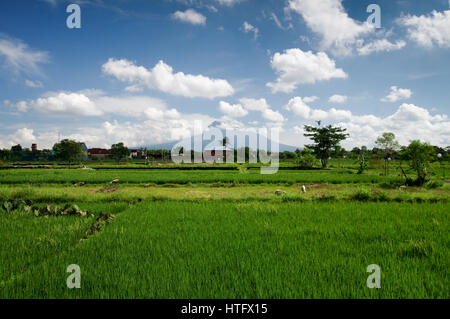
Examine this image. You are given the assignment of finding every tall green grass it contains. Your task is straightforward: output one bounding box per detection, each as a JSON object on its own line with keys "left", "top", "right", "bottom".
{"left": 0, "top": 169, "right": 404, "bottom": 185}
{"left": 0, "top": 202, "right": 129, "bottom": 287}
{"left": 2, "top": 201, "right": 448, "bottom": 298}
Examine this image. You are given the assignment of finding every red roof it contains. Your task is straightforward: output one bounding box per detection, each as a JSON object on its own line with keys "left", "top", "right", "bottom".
{"left": 88, "top": 148, "right": 110, "bottom": 155}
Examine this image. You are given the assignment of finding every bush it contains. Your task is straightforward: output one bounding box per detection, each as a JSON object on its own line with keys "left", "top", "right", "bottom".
{"left": 378, "top": 181, "right": 404, "bottom": 189}
{"left": 425, "top": 180, "right": 444, "bottom": 189}
{"left": 299, "top": 154, "right": 318, "bottom": 168}
{"left": 281, "top": 195, "right": 306, "bottom": 202}
{"left": 403, "top": 140, "right": 435, "bottom": 186}
{"left": 350, "top": 188, "right": 372, "bottom": 201}
{"left": 373, "top": 191, "right": 389, "bottom": 202}
{"left": 315, "top": 194, "right": 336, "bottom": 202}
{"left": 238, "top": 166, "right": 248, "bottom": 174}
{"left": 356, "top": 153, "right": 368, "bottom": 174}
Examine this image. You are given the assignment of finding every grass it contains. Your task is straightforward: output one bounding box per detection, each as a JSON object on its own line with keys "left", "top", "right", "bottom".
{"left": 0, "top": 167, "right": 448, "bottom": 299}
{"left": 1, "top": 201, "right": 448, "bottom": 298}
{"left": 0, "top": 202, "right": 130, "bottom": 287}
{"left": 0, "top": 168, "right": 406, "bottom": 185}
{"left": 0, "top": 182, "right": 447, "bottom": 204}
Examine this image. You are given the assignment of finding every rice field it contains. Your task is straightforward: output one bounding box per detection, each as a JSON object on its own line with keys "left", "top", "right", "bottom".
{"left": 0, "top": 167, "right": 448, "bottom": 299}
{"left": 0, "top": 168, "right": 405, "bottom": 185}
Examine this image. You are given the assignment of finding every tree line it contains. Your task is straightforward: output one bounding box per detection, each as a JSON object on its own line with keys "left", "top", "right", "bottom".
{"left": 0, "top": 122, "right": 448, "bottom": 185}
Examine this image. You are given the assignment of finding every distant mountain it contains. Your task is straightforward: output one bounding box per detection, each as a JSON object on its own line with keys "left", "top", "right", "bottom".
{"left": 142, "top": 124, "right": 299, "bottom": 152}
{"left": 143, "top": 140, "right": 298, "bottom": 152}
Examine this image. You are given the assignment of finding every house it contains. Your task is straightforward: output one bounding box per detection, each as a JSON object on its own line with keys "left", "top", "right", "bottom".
{"left": 129, "top": 149, "right": 146, "bottom": 159}
{"left": 88, "top": 148, "right": 110, "bottom": 159}
{"left": 80, "top": 143, "right": 89, "bottom": 161}
{"left": 204, "top": 146, "right": 233, "bottom": 163}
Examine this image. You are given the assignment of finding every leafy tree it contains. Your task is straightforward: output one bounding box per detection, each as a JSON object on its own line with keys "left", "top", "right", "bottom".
{"left": 356, "top": 152, "right": 369, "bottom": 174}
{"left": 404, "top": 140, "right": 435, "bottom": 186}
{"left": 279, "top": 151, "right": 297, "bottom": 160}
{"left": 110, "top": 142, "right": 130, "bottom": 163}
{"left": 303, "top": 121, "right": 349, "bottom": 168}
{"left": 375, "top": 132, "right": 400, "bottom": 175}
{"left": 11, "top": 144, "right": 22, "bottom": 152}
{"left": 52, "top": 139, "right": 83, "bottom": 164}
{"left": 0, "top": 149, "right": 10, "bottom": 160}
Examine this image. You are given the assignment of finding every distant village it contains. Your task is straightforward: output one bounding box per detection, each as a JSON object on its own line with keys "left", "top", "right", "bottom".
{"left": 0, "top": 143, "right": 165, "bottom": 162}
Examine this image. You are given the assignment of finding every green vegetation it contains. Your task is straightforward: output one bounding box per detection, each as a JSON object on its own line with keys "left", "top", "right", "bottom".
{"left": 375, "top": 132, "right": 400, "bottom": 176}
{"left": 1, "top": 201, "right": 448, "bottom": 298}
{"left": 0, "top": 168, "right": 407, "bottom": 185}
{"left": 110, "top": 142, "right": 130, "bottom": 163}
{"left": 0, "top": 164, "right": 448, "bottom": 299}
{"left": 403, "top": 140, "right": 436, "bottom": 185}
{"left": 303, "top": 121, "right": 349, "bottom": 168}
{"left": 53, "top": 139, "right": 83, "bottom": 164}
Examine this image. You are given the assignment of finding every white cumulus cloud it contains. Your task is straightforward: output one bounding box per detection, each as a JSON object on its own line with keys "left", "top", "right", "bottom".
{"left": 287, "top": 0, "right": 374, "bottom": 56}
{"left": 218, "top": 101, "right": 248, "bottom": 118}
{"left": 102, "top": 58, "right": 234, "bottom": 99}
{"left": 328, "top": 94, "right": 347, "bottom": 104}
{"left": 172, "top": 9, "right": 206, "bottom": 26}
{"left": 303, "top": 96, "right": 319, "bottom": 103}
{"left": 284, "top": 98, "right": 449, "bottom": 148}
{"left": 381, "top": 86, "right": 412, "bottom": 102}
{"left": 285, "top": 96, "right": 351, "bottom": 121}
{"left": 12, "top": 90, "right": 179, "bottom": 120}
{"left": 398, "top": 10, "right": 450, "bottom": 48}
{"left": 239, "top": 98, "right": 284, "bottom": 122}
{"left": 267, "top": 48, "right": 347, "bottom": 93}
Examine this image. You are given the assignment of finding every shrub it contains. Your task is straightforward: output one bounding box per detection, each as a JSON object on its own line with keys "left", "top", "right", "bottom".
{"left": 378, "top": 181, "right": 403, "bottom": 189}
{"left": 403, "top": 140, "right": 435, "bottom": 186}
{"left": 281, "top": 195, "right": 306, "bottom": 202}
{"left": 373, "top": 191, "right": 389, "bottom": 202}
{"left": 315, "top": 194, "right": 336, "bottom": 202}
{"left": 356, "top": 153, "right": 368, "bottom": 174}
{"left": 425, "top": 180, "right": 444, "bottom": 189}
{"left": 350, "top": 188, "right": 372, "bottom": 201}
{"left": 299, "top": 154, "right": 318, "bottom": 169}
{"left": 238, "top": 166, "right": 248, "bottom": 174}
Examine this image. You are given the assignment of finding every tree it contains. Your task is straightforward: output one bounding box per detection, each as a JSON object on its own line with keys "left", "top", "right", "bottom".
{"left": 303, "top": 121, "right": 349, "bottom": 168}
{"left": 110, "top": 142, "right": 130, "bottom": 163}
{"left": 357, "top": 151, "right": 369, "bottom": 174}
{"left": 0, "top": 149, "right": 10, "bottom": 160}
{"left": 11, "top": 144, "right": 22, "bottom": 152}
{"left": 375, "top": 132, "right": 400, "bottom": 175}
{"left": 404, "top": 140, "right": 435, "bottom": 185}
{"left": 52, "top": 139, "right": 83, "bottom": 164}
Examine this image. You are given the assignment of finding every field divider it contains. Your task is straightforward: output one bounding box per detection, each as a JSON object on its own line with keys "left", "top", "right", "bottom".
{"left": 0, "top": 203, "right": 133, "bottom": 289}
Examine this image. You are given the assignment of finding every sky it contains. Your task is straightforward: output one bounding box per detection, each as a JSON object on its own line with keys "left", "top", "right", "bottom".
{"left": 0, "top": 0, "right": 449, "bottom": 150}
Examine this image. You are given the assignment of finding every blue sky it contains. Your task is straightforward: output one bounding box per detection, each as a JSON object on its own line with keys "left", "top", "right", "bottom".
{"left": 0, "top": 0, "right": 449, "bottom": 149}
